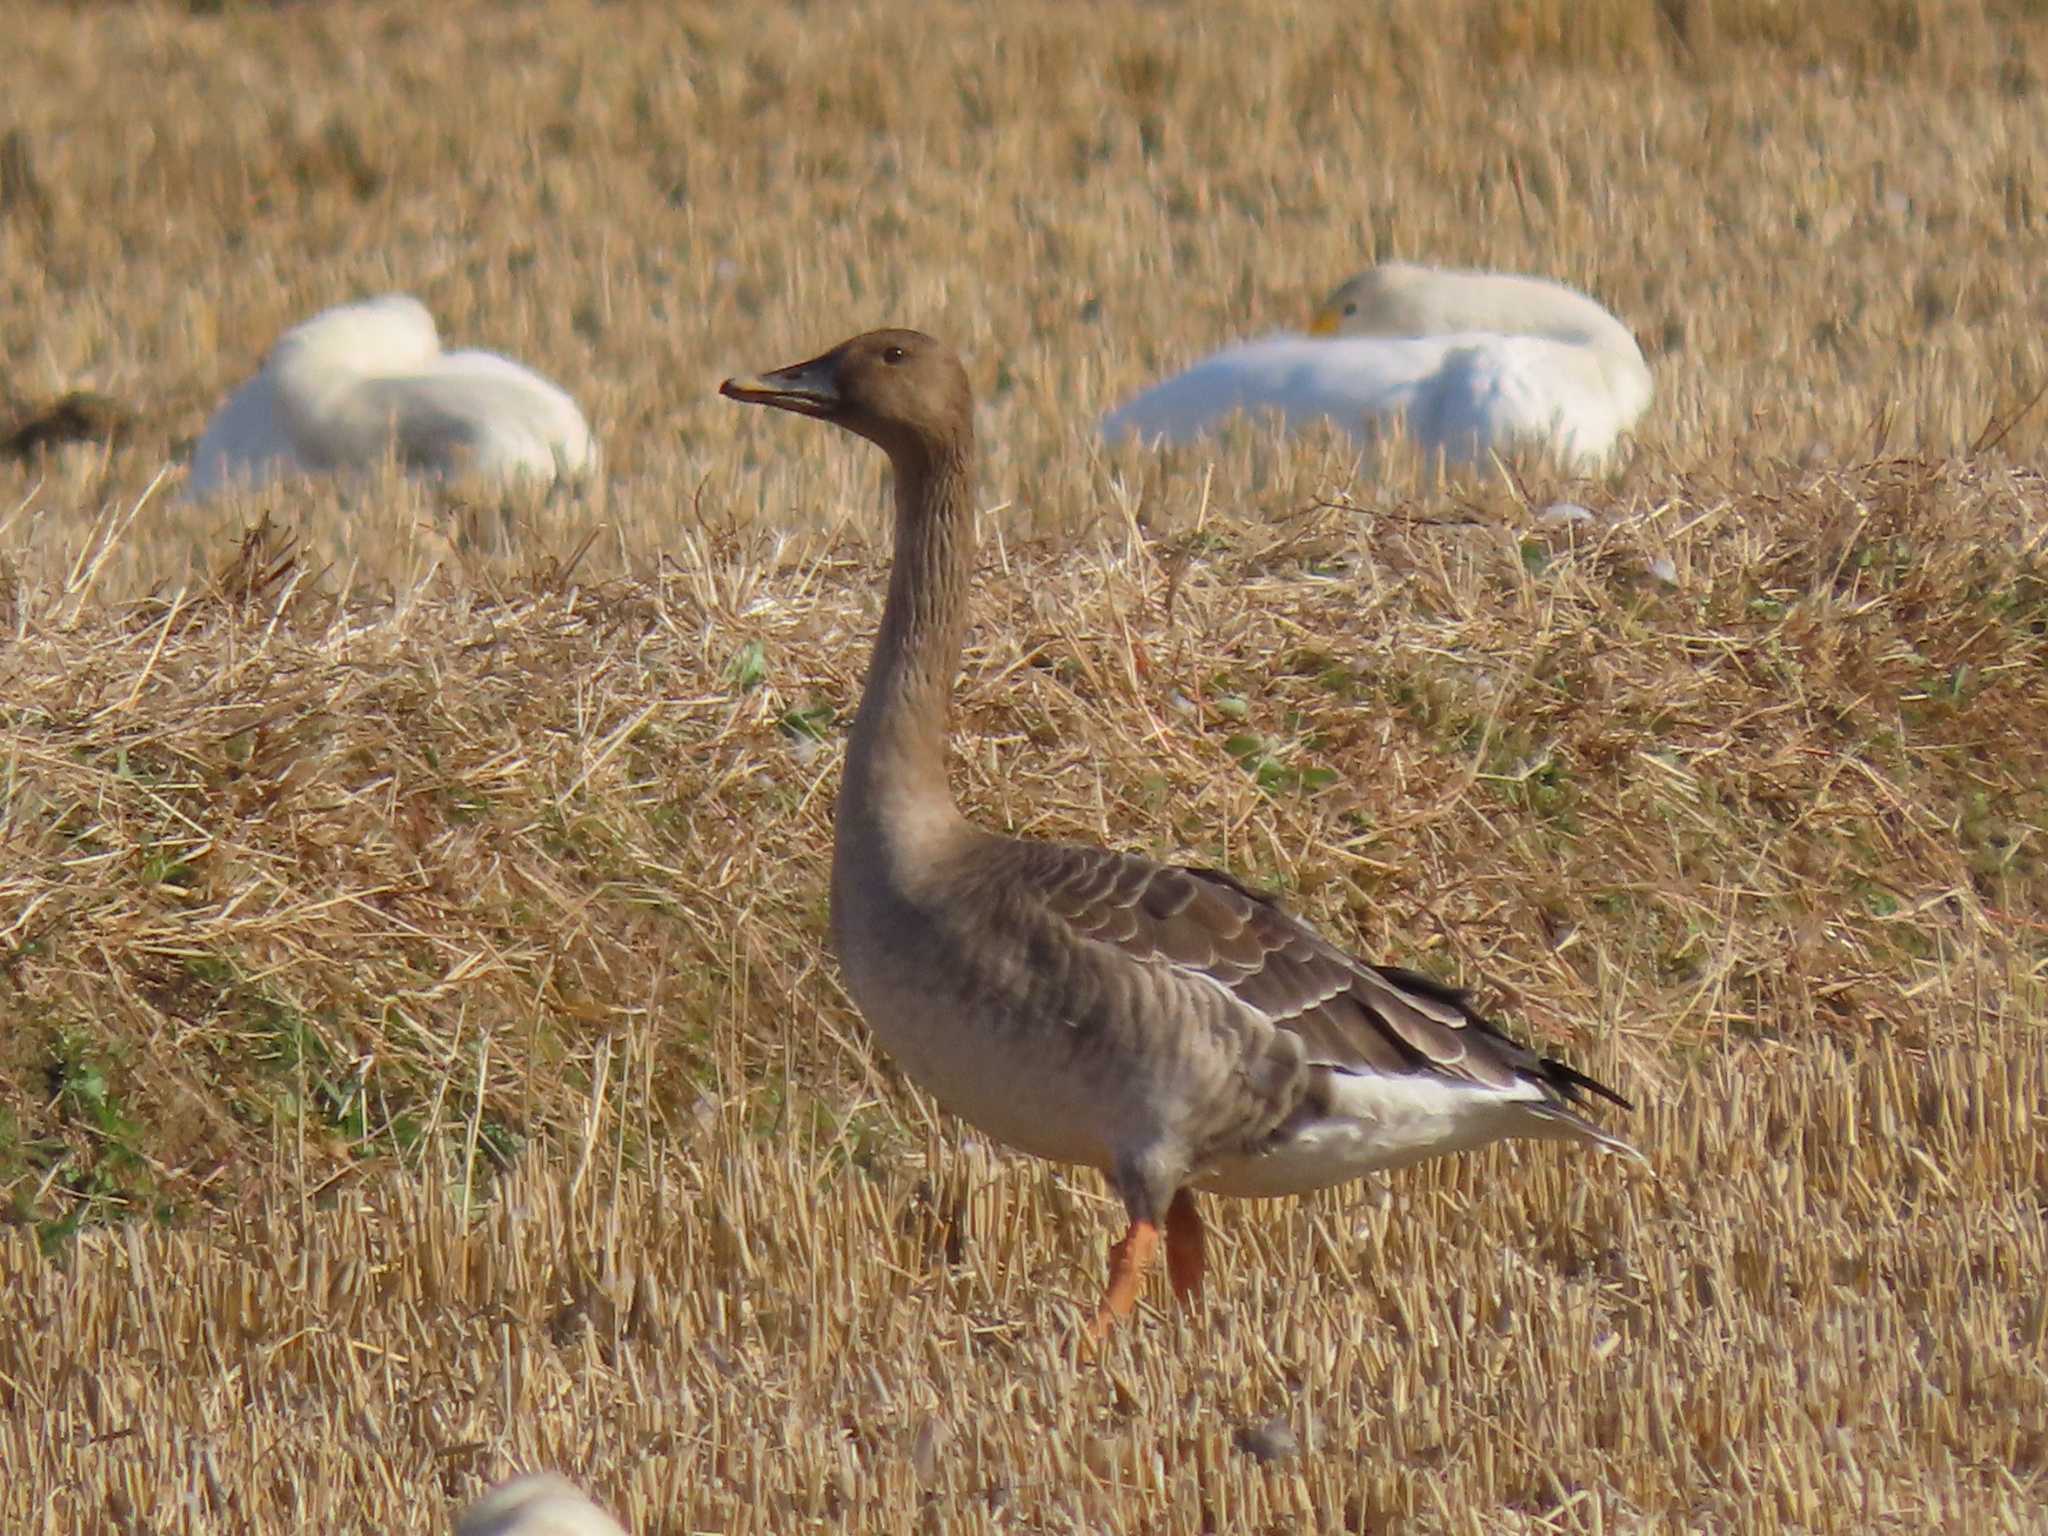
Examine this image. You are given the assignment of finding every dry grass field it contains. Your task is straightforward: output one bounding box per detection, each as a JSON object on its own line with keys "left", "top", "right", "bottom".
{"left": 3, "top": 0, "right": 2047, "bottom": 1531}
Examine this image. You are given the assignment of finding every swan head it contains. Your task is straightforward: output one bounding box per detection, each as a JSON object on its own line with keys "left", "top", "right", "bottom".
{"left": 267, "top": 293, "right": 443, "bottom": 379}
{"left": 1307, "top": 265, "right": 1430, "bottom": 337}
{"left": 721, "top": 328, "right": 971, "bottom": 462}
{"left": 1307, "top": 264, "right": 1643, "bottom": 358}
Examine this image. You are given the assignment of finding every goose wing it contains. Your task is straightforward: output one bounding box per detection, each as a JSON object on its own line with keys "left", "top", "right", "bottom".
{"left": 994, "top": 839, "right": 1630, "bottom": 1119}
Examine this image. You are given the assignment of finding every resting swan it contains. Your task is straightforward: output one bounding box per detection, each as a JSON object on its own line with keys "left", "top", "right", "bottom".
{"left": 186, "top": 295, "right": 596, "bottom": 500}
{"left": 1100, "top": 263, "right": 1653, "bottom": 470}
{"left": 455, "top": 1475, "right": 627, "bottom": 1536}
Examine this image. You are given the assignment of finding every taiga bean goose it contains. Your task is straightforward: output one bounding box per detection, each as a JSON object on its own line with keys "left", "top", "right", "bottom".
{"left": 723, "top": 329, "right": 1639, "bottom": 1337}
{"left": 187, "top": 294, "right": 596, "bottom": 500}
{"left": 1101, "top": 263, "right": 1652, "bottom": 470}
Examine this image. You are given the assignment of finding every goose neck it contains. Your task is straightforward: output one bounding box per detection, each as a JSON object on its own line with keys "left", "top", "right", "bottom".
{"left": 841, "top": 438, "right": 975, "bottom": 849}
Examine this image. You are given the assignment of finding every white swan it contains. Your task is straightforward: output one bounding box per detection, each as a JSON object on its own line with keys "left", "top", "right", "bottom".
{"left": 1100, "top": 263, "right": 1652, "bottom": 470}
{"left": 186, "top": 295, "right": 596, "bottom": 500}
{"left": 455, "top": 1475, "right": 628, "bottom": 1536}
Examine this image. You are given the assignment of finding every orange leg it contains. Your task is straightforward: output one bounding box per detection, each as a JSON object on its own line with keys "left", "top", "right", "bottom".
{"left": 1165, "top": 1188, "right": 1205, "bottom": 1303}
{"left": 1087, "top": 1219, "right": 1160, "bottom": 1340}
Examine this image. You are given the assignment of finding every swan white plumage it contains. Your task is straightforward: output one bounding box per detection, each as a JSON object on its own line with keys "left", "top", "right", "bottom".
{"left": 455, "top": 1475, "right": 628, "bottom": 1536}
{"left": 1100, "top": 263, "right": 1653, "bottom": 470}
{"left": 186, "top": 295, "right": 596, "bottom": 500}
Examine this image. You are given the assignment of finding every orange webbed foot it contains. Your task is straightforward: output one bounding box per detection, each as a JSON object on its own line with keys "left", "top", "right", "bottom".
{"left": 1087, "top": 1218, "right": 1161, "bottom": 1341}
{"left": 1165, "top": 1188, "right": 1205, "bottom": 1304}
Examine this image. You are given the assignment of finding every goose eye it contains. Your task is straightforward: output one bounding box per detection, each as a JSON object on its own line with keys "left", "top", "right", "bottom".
{"left": 882, "top": 345, "right": 907, "bottom": 364}
{"left": 1343, "top": 302, "right": 1358, "bottom": 316}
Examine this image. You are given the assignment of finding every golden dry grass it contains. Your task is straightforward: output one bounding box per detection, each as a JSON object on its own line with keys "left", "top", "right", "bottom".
{"left": 3, "top": 0, "right": 2047, "bottom": 1531}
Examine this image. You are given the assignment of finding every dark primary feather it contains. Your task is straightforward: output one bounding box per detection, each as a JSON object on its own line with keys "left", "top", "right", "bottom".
{"left": 998, "top": 839, "right": 1630, "bottom": 1114}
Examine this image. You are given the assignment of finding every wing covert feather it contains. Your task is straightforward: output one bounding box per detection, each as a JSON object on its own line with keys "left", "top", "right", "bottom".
{"left": 987, "top": 840, "right": 1629, "bottom": 1113}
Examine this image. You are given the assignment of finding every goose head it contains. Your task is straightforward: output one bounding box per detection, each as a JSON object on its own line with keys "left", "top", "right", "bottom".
{"left": 721, "top": 328, "right": 971, "bottom": 465}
